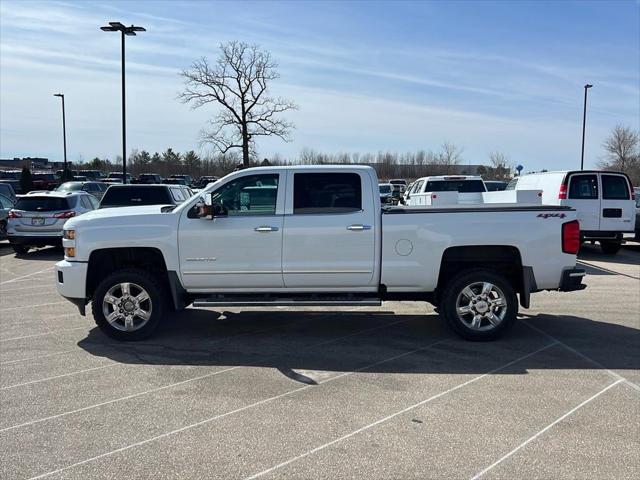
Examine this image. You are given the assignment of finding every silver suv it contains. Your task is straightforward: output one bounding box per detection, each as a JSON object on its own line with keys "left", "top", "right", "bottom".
{"left": 7, "top": 191, "right": 98, "bottom": 255}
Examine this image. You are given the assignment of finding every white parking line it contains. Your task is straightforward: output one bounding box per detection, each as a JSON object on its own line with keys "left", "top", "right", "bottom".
{"left": 4, "top": 316, "right": 416, "bottom": 431}
{"left": 27, "top": 336, "right": 453, "bottom": 480}
{"left": 470, "top": 379, "right": 624, "bottom": 479}
{"left": 523, "top": 320, "right": 640, "bottom": 393}
{"left": 0, "top": 348, "right": 78, "bottom": 365}
{"left": 0, "top": 301, "right": 65, "bottom": 312}
{"left": 1, "top": 363, "right": 117, "bottom": 390}
{"left": 0, "top": 283, "right": 57, "bottom": 292}
{"left": 0, "top": 267, "right": 54, "bottom": 285}
{"left": 0, "top": 366, "right": 242, "bottom": 432}
{"left": 244, "top": 341, "right": 558, "bottom": 480}
{"left": 0, "top": 326, "right": 86, "bottom": 342}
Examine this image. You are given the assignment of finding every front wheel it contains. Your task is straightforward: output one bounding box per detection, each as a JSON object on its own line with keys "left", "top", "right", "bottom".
{"left": 92, "top": 268, "right": 166, "bottom": 341}
{"left": 600, "top": 241, "right": 621, "bottom": 255}
{"left": 440, "top": 269, "right": 518, "bottom": 341}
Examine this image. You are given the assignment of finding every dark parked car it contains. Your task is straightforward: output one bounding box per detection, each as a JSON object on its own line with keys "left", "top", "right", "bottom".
{"left": 32, "top": 171, "right": 60, "bottom": 190}
{"left": 78, "top": 170, "right": 104, "bottom": 180}
{"left": 105, "top": 172, "right": 133, "bottom": 183}
{"left": 56, "top": 181, "right": 109, "bottom": 200}
{"left": 137, "top": 173, "right": 163, "bottom": 184}
{"left": 163, "top": 178, "right": 189, "bottom": 186}
{"left": 0, "top": 193, "right": 14, "bottom": 240}
{"left": 99, "top": 184, "right": 192, "bottom": 208}
{"left": 0, "top": 182, "right": 17, "bottom": 203}
{"left": 484, "top": 181, "right": 508, "bottom": 191}
{"left": 168, "top": 174, "right": 193, "bottom": 186}
{"left": 196, "top": 176, "right": 219, "bottom": 188}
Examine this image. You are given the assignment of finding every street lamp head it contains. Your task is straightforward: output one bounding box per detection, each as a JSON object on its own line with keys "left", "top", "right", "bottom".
{"left": 101, "top": 22, "right": 145, "bottom": 35}
{"left": 53, "top": 93, "right": 63, "bottom": 97}
{"left": 585, "top": 84, "right": 593, "bottom": 89}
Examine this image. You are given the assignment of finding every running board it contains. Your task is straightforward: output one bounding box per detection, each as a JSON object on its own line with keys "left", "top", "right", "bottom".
{"left": 192, "top": 294, "right": 382, "bottom": 308}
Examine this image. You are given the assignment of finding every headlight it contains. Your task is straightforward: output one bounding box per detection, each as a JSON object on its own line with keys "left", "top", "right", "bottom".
{"left": 63, "top": 229, "right": 76, "bottom": 240}
{"left": 64, "top": 247, "right": 76, "bottom": 257}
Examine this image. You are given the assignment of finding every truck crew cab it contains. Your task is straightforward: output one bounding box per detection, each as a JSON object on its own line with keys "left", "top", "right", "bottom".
{"left": 55, "top": 166, "right": 585, "bottom": 342}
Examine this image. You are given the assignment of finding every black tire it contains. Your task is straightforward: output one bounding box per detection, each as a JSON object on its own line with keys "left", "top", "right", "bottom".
{"left": 92, "top": 268, "right": 167, "bottom": 341}
{"left": 11, "top": 244, "right": 30, "bottom": 255}
{"left": 440, "top": 269, "right": 518, "bottom": 341}
{"left": 600, "top": 241, "right": 621, "bottom": 255}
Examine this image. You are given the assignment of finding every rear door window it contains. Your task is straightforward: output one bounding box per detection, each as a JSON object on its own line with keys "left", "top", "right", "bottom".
{"left": 601, "top": 175, "right": 629, "bottom": 200}
{"left": 568, "top": 175, "right": 598, "bottom": 199}
{"left": 293, "top": 173, "right": 362, "bottom": 214}
{"left": 15, "top": 197, "right": 70, "bottom": 211}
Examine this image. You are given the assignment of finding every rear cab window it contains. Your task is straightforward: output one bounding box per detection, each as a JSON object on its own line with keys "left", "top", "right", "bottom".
{"left": 100, "top": 187, "right": 172, "bottom": 207}
{"left": 293, "top": 173, "right": 362, "bottom": 214}
{"left": 424, "top": 180, "right": 485, "bottom": 193}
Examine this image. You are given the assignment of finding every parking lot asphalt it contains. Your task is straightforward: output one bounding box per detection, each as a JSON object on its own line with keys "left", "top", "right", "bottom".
{"left": 0, "top": 242, "right": 638, "bottom": 480}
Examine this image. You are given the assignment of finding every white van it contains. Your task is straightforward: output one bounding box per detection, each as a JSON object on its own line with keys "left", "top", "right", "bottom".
{"left": 506, "top": 170, "right": 636, "bottom": 254}
{"left": 406, "top": 175, "right": 487, "bottom": 205}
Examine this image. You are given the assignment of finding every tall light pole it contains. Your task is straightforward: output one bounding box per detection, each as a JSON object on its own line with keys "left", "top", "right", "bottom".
{"left": 100, "top": 21, "right": 145, "bottom": 183}
{"left": 53, "top": 93, "right": 67, "bottom": 173}
{"left": 580, "top": 84, "right": 593, "bottom": 171}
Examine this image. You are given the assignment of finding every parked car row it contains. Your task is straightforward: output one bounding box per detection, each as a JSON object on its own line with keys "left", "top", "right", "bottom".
{"left": 379, "top": 170, "right": 636, "bottom": 255}
{"left": 3, "top": 183, "right": 195, "bottom": 254}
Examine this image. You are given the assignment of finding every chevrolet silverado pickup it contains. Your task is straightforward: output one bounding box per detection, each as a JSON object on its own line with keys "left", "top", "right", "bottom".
{"left": 55, "top": 166, "right": 586, "bottom": 341}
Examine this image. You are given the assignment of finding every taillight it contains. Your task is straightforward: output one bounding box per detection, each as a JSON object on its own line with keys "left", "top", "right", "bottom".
{"left": 53, "top": 211, "right": 76, "bottom": 219}
{"left": 7, "top": 210, "right": 21, "bottom": 219}
{"left": 562, "top": 220, "right": 580, "bottom": 254}
{"left": 558, "top": 184, "right": 567, "bottom": 199}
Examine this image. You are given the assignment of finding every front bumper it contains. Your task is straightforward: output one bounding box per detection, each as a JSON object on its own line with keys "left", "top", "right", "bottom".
{"left": 55, "top": 260, "right": 88, "bottom": 315}
{"left": 558, "top": 268, "right": 587, "bottom": 292}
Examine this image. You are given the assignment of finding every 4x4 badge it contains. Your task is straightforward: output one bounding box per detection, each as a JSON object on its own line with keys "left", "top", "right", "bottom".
{"left": 537, "top": 213, "right": 566, "bottom": 219}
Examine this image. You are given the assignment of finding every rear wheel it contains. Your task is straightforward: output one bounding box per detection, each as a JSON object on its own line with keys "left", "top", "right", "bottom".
{"left": 92, "top": 268, "right": 166, "bottom": 341}
{"left": 440, "top": 269, "right": 518, "bottom": 341}
{"left": 11, "top": 244, "right": 29, "bottom": 255}
{"left": 600, "top": 240, "right": 621, "bottom": 254}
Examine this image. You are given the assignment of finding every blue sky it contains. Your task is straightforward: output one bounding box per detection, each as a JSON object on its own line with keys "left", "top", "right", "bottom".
{"left": 1, "top": 0, "right": 638, "bottom": 171}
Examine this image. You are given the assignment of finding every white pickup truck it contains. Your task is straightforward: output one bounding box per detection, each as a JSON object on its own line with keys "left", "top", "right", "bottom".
{"left": 55, "top": 165, "right": 585, "bottom": 342}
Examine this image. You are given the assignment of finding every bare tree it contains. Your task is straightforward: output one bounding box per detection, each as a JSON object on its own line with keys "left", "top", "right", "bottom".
{"left": 180, "top": 42, "right": 297, "bottom": 167}
{"left": 487, "top": 151, "right": 513, "bottom": 181}
{"left": 436, "top": 142, "right": 463, "bottom": 174}
{"left": 600, "top": 125, "right": 639, "bottom": 173}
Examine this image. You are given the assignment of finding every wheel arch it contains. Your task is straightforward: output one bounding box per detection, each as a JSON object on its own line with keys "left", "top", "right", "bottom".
{"left": 436, "top": 245, "right": 532, "bottom": 307}
{"left": 86, "top": 247, "right": 186, "bottom": 310}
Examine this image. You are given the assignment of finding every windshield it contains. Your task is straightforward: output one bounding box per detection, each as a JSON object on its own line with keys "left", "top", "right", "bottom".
{"left": 15, "top": 196, "right": 71, "bottom": 211}
{"left": 425, "top": 180, "right": 486, "bottom": 193}
{"left": 57, "top": 182, "right": 83, "bottom": 192}
{"left": 379, "top": 185, "right": 391, "bottom": 193}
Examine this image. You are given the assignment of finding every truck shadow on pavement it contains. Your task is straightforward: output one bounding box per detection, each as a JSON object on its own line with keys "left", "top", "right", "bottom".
{"left": 76, "top": 310, "right": 640, "bottom": 381}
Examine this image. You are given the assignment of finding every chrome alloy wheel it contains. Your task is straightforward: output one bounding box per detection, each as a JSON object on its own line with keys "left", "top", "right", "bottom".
{"left": 455, "top": 282, "right": 508, "bottom": 332}
{"left": 102, "top": 282, "right": 152, "bottom": 332}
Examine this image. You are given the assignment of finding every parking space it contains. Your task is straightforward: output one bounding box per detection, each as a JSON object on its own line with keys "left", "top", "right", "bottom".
{"left": 0, "top": 244, "right": 638, "bottom": 480}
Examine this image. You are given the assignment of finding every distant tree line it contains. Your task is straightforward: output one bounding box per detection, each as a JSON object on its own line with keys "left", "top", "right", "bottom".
{"left": 66, "top": 124, "right": 638, "bottom": 185}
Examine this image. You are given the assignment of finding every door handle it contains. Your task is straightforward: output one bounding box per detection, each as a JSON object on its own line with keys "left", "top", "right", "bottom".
{"left": 254, "top": 226, "right": 279, "bottom": 232}
{"left": 347, "top": 224, "right": 372, "bottom": 231}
